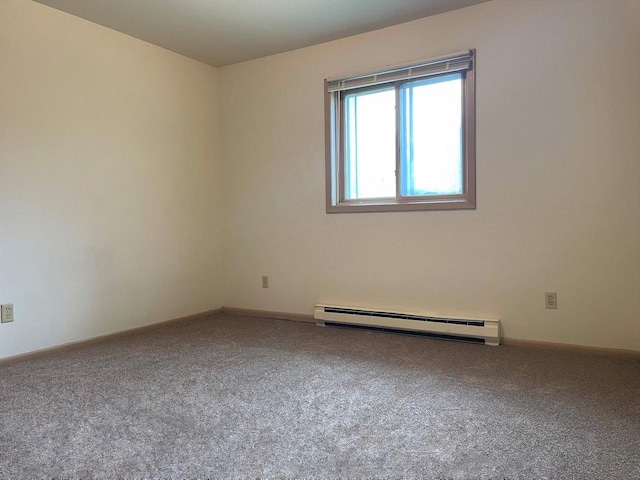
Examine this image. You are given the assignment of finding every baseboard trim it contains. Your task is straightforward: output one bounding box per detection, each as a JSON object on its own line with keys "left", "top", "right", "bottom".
{"left": 3, "top": 306, "right": 637, "bottom": 364}
{"left": 222, "top": 306, "right": 315, "bottom": 323}
{"left": 501, "top": 337, "right": 639, "bottom": 359}
{"left": 222, "top": 306, "right": 638, "bottom": 358}
{"left": 0, "top": 308, "right": 223, "bottom": 366}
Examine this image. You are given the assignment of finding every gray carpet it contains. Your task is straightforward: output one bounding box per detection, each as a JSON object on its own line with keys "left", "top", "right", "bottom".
{"left": 0, "top": 313, "right": 638, "bottom": 479}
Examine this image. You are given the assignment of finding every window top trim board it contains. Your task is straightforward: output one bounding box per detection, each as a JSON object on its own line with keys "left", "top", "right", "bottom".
{"left": 327, "top": 50, "right": 473, "bottom": 93}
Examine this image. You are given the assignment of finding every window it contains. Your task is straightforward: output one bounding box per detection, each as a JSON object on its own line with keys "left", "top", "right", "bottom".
{"left": 325, "top": 50, "right": 476, "bottom": 213}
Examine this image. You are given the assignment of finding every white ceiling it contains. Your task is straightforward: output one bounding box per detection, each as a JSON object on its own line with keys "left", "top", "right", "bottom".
{"left": 33, "top": 0, "right": 491, "bottom": 67}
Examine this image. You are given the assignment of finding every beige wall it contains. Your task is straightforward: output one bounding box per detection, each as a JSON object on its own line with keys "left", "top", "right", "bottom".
{"left": 0, "top": 0, "right": 223, "bottom": 359}
{"left": 1, "top": 0, "right": 638, "bottom": 358}
{"left": 220, "top": 0, "right": 640, "bottom": 350}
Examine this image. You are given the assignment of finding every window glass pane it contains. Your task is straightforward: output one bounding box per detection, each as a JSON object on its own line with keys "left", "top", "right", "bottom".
{"left": 344, "top": 87, "right": 395, "bottom": 199}
{"left": 400, "top": 74, "right": 463, "bottom": 197}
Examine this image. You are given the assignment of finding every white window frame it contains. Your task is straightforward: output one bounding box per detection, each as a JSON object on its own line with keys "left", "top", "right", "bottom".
{"left": 324, "top": 50, "right": 476, "bottom": 213}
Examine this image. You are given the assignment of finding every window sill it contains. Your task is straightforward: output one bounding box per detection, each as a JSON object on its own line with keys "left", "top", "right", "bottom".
{"left": 326, "top": 196, "right": 476, "bottom": 213}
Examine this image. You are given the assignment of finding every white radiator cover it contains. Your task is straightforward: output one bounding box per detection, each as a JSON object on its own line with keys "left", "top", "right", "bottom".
{"left": 314, "top": 304, "right": 500, "bottom": 346}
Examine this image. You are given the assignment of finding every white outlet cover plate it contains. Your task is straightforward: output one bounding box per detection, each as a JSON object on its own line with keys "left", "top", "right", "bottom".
{"left": 545, "top": 293, "right": 557, "bottom": 309}
{"left": 1, "top": 304, "right": 14, "bottom": 323}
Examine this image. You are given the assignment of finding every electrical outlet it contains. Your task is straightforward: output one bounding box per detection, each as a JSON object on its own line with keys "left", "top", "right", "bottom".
{"left": 1, "top": 304, "right": 14, "bottom": 323}
{"left": 262, "top": 276, "right": 269, "bottom": 288}
{"left": 545, "top": 292, "right": 557, "bottom": 309}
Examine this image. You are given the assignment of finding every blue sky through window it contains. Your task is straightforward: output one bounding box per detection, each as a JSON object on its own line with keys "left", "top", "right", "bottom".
{"left": 344, "top": 74, "right": 462, "bottom": 200}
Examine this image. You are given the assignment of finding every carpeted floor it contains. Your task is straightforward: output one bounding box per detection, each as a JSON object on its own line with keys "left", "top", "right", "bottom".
{"left": 0, "top": 313, "right": 638, "bottom": 479}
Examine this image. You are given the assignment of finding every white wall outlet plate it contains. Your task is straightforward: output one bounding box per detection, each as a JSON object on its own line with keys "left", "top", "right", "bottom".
{"left": 1, "top": 304, "right": 14, "bottom": 323}
{"left": 545, "top": 292, "right": 557, "bottom": 309}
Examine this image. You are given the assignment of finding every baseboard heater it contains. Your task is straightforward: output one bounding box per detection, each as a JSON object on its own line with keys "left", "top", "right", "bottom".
{"left": 314, "top": 304, "right": 500, "bottom": 346}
